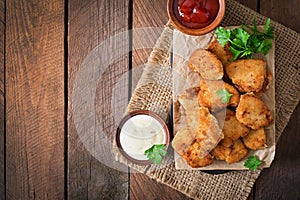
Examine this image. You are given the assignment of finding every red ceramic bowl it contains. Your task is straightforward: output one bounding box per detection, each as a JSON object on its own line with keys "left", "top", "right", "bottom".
{"left": 115, "top": 110, "right": 170, "bottom": 165}
{"left": 167, "top": 0, "right": 226, "bottom": 35}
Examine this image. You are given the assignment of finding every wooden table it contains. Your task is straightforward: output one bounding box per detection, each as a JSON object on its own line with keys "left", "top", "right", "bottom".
{"left": 1, "top": 0, "right": 299, "bottom": 199}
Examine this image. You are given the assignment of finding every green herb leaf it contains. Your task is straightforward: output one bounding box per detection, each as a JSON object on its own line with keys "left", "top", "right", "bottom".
{"left": 257, "top": 39, "right": 273, "bottom": 55}
{"left": 253, "top": 16, "right": 257, "bottom": 32}
{"left": 265, "top": 18, "right": 271, "bottom": 33}
{"left": 215, "top": 27, "right": 231, "bottom": 47}
{"left": 215, "top": 17, "right": 275, "bottom": 61}
{"left": 244, "top": 155, "right": 264, "bottom": 170}
{"left": 234, "top": 28, "right": 250, "bottom": 47}
{"left": 216, "top": 88, "right": 233, "bottom": 103}
{"left": 144, "top": 144, "right": 167, "bottom": 164}
{"left": 248, "top": 35, "right": 262, "bottom": 49}
{"left": 229, "top": 46, "right": 243, "bottom": 61}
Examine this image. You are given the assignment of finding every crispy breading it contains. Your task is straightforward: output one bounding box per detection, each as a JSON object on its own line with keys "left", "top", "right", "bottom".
{"left": 187, "top": 49, "right": 223, "bottom": 80}
{"left": 225, "top": 139, "right": 248, "bottom": 164}
{"left": 185, "top": 107, "right": 223, "bottom": 158}
{"left": 198, "top": 79, "right": 240, "bottom": 112}
{"left": 242, "top": 128, "right": 267, "bottom": 150}
{"left": 262, "top": 72, "right": 273, "bottom": 92}
{"left": 225, "top": 59, "right": 267, "bottom": 93}
{"left": 176, "top": 88, "right": 223, "bottom": 168}
{"left": 195, "top": 107, "right": 224, "bottom": 153}
{"left": 220, "top": 109, "right": 250, "bottom": 147}
{"left": 172, "top": 127, "right": 195, "bottom": 156}
{"left": 177, "top": 87, "right": 200, "bottom": 110}
{"left": 182, "top": 141, "right": 214, "bottom": 168}
{"left": 207, "top": 38, "right": 233, "bottom": 67}
{"left": 236, "top": 93, "right": 272, "bottom": 130}
{"left": 211, "top": 144, "right": 232, "bottom": 161}
{"left": 212, "top": 109, "right": 226, "bottom": 128}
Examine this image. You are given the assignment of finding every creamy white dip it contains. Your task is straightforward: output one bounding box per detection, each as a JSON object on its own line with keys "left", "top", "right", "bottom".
{"left": 120, "top": 114, "right": 166, "bottom": 160}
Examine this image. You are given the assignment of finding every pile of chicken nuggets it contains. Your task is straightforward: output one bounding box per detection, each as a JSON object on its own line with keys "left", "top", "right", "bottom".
{"left": 172, "top": 39, "right": 273, "bottom": 168}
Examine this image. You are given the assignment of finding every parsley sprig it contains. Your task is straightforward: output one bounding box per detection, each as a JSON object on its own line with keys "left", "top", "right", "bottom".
{"left": 216, "top": 88, "right": 233, "bottom": 103}
{"left": 144, "top": 144, "right": 167, "bottom": 164}
{"left": 215, "top": 17, "right": 274, "bottom": 61}
{"left": 244, "top": 155, "right": 264, "bottom": 171}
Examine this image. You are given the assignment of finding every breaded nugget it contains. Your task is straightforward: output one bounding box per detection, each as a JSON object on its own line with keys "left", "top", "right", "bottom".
{"left": 243, "top": 128, "right": 267, "bottom": 150}
{"left": 182, "top": 141, "right": 214, "bottom": 168}
{"left": 220, "top": 109, "right": 250, "bottom": 147}
{"left": 211, "top": 144, "right": 232, "bottom": 161}
{"left": 225, "top": 139, "right": 248, "bottom": 164}
{"left": 195, "top": 107, "right": 224, "bottom": 154}
{"left": 225, "top": 59, "right": 267, "bottom": 93}
{"left": 177, "top": 87, "right": 200, "bottom": 110}
{"left": 207, "top": 38, "right": 233, "bottom": 67}
{"left": 262, "top": 72, "right": 273, "bottom": 92}
{"left": 187, "top": 49, "right": 223, "bottom": 80}
{"left": 198, "top": 79, "right": 240, "bottom": 112}
{"left": 185, "top": 107, "right": 223, "bottom": 158}
{"left": 172, "top": 127, "right": 195, "bottom": 155}
{"left": 236, "top": 93, "right": 272, "bottom": 130}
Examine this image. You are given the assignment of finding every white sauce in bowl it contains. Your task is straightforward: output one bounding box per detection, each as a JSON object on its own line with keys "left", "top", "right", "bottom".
{"left": 120, "top": 114, "right": 166, "bottom": 160}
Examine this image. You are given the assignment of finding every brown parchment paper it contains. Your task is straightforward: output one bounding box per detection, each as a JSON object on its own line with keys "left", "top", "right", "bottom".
{"left": 172, "top": 28, "right": 276, "bottom": 170}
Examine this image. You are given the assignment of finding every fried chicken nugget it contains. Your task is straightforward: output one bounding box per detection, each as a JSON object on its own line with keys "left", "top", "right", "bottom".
{"left": 182, "top": 141, "right": 214, "bottom": 168}
{"left": 225, "top": 59, "right": 267, "bottom": 93}
{"left": 184, "top": 107, "right": 223, "bottom": 159}
{"left": 220, "top": 109, "right": 250, "bottom": 147}
{"left": 187, "top": 49, "right": 223, "bottom": 80}
{"left": 236, "top": 93, "right": 272, "bottom": 130}
{"left": 172, "top": 127, "right": 195, "bottom": 155}
{"left": 242, "top": 128, "right": 267, "bottom": 150}
{"left": 225, "top": 139, "right": 248, "bottom": 164}
{"left": 211, "top": 144, "right": 232, "bottom": 161}
{"left": 207, "top": 38, "right": 233, "bottom": 67}
{"left": 198, "top": 79, "right": 240, "bottom": 112}
{"left": 177, "top": 87, "right": 200, "bottom": 110}
{"left": 194, "top": 107, "right": 224, "bottom": 156}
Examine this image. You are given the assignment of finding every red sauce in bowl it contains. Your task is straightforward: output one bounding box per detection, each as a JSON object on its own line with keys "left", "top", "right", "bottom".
{"left": 174, "top": 0, "right": 220, "bottom": 29}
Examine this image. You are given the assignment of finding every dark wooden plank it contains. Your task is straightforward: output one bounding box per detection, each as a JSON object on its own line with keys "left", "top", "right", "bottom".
{"left": 235, "top": 0, "right": 259, "bottom": 11}
{"left": 130, "top": 170, "right": 192, "bottom": 200}
{"left": 68, "top": 0, "right": 129, "bottom": 199}
{"left": 5, "top": 0, "right": 65, "bottom": 199}
{"left": 260, "top": 0, "right": 300, "bottom": 33}
{"left": 130, "top": 0, "right": 191, "bottom": 199}
{"left": 130, "top": 0, "right": 170, "bottom": 90}
{"left": 0, "top": 0, "right": 4, "bottom": 198}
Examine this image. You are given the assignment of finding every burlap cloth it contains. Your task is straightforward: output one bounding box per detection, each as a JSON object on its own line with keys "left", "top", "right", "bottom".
{"left": 115, "top": 0, "right": 300, "bottom": 199}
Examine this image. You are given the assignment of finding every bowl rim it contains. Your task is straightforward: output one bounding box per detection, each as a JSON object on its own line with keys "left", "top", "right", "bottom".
{"left": 115, "top": 110, "right": 170, "bottom": 165}
{"left": 167, "top": 0, "right": 226, "bottom": 35}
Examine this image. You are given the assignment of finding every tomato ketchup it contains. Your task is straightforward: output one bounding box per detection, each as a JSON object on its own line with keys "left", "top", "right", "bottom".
{"left": 174, "top": 0, "right": 220, "bottom": 29}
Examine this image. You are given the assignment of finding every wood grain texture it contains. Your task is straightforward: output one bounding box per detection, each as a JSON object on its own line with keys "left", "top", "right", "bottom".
{"left": 5, "top": 0, "right": 65, "bottom": 199}
{"left": 130, "top": 1, "right": 190, "bottom": 199}
{"left": 130, "top": 170, "right": 192, "bottom": 200}
{"left": 0, "top": 0, "right": 4, "bottom": 198}
{"left": 68, "top": 0, "right": 129, "bottom": 199}
{"left": 131, "top": 0, "right": 170, "bottom": 91}
{"left": 235, "top": 0, "right": 259, "bottom": 11}
{"left": 260, "top": 0, "right": 300, "bottom": 33}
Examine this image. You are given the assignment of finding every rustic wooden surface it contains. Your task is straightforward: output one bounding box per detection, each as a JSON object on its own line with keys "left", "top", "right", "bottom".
{"left": 68, "top": 0, "right": 129, "bottom": 199}
{"left": 0, "top": 0, "right": 4, "bottom": 198}
{"left": 5, "top": 0, "right": 65, "bottom": 199}
{"left": 1, "top": 0, "right": 299, "bottom": 199}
